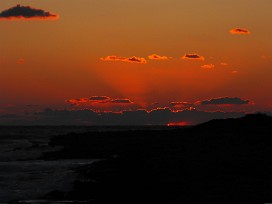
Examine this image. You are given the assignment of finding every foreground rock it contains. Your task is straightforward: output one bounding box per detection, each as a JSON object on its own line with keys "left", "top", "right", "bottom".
{"left": 41, "top": 114, "right": 272, "bottom": 203}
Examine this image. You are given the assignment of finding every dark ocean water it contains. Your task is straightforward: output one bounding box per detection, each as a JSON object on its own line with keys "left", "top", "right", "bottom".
{"left": 0, "top": 127, "right": 95, "bottom": 202}
{"left": 0, "top": 126, "right": 173, "bottom": 203}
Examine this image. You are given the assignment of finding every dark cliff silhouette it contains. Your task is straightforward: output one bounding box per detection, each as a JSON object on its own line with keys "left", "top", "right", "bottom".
{"left": 41, "top": 114, "right": 272, "bottom": 203}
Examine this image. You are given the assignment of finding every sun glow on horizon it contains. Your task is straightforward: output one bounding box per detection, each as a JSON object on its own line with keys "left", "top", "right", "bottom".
{"left": 167, "top": 121, "right": 190, "bottom": 127}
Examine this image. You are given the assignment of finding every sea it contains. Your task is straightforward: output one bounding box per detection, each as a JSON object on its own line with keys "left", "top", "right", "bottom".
{"left": 0, "top": 126, "right": 172, "bottom": 203}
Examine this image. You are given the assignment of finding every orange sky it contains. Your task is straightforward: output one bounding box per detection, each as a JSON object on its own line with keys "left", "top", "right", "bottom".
{"left": 1, "top": 0, "right": 272, "bottom": 116}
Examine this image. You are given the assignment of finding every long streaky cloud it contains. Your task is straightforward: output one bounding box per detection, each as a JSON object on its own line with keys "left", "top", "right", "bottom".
{"left": 65, "top": 98, "right": 89, "bottom": 104}
{"left": 229, "top": 28, "right": 251, "bottom": 35}
{"left": 200, "top": 97, "right": 251, "bottom": 105}
{"left": 0, "top": 4, "right": 59, "bottom": 20}
{"left": 66, "top": 96, "right": 133, "bottom": 106}
{"left": 111, "top": 99, "right": 133, "bottom": 104}
{"left": 101, "top": 55, "right": 147, "bottom": 64}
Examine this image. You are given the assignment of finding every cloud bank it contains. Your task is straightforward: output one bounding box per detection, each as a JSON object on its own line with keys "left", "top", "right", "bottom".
{"left": 0, "top": 95, "right": 258, "bottom": 125}
{"left": 0, "top": 5, "right": 59, "bottom": 20}
{"left": 200, "top": 97, "right": 251, "bottom": 105}
{"left": 0, "top": 108, "right": 247, "bottom": 126}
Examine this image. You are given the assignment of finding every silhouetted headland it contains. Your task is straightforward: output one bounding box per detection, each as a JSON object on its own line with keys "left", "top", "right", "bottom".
{"left": 37, "top": 113, "right": 272, "bottom": 203}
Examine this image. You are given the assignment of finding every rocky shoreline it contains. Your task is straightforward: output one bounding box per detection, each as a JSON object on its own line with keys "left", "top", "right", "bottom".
{"left": 33, "top": 114, "right": 272, "bottom": 203}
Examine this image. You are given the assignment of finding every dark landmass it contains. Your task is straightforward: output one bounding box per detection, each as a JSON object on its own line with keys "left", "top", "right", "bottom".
{"left": 39, "top": 114, "right": 272, "bottom": 203}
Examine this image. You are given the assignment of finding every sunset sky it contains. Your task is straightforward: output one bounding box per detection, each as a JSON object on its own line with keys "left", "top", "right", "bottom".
{"left": 0, "top": 0, "right": 271, "bottom": 125}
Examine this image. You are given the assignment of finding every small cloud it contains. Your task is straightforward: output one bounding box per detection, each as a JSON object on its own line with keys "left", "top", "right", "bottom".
{"left": 17, "top": 58, "right": 25, "bottom": 65}
{"left": 220, "top": 62, "right": 228, "bottom": 66}
{"left": 100, "top": 55, "right": 147, "bottom": 64}
{"left": 148, "top": 54, "right": 171, "bottom": 60}
{"left": 201, "top": 64, "right": 215, "bottom": 69}
{"left": 229, "top": 28, "right": 251, "bottom": 35}
{"left": 182, "top": 54, "right": 205, "bottom": 61}
{"left": 111, "top": 99, "right": 133, "bottom": 104}
{"left": 0, "top": 4, "right": 59, "bottom": 20}
{"left": 231, "top": 70, "right": 238, "bottom": 74}
{"left": 200, "top": 97, "right": 251, "bottom": 105}
{"left": 261, "top": 55, "right": 271, "bottom": 60}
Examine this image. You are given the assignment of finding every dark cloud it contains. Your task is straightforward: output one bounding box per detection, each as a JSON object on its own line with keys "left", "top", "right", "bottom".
{"left": 111, "top": 99, "right": 133, "bottom": 104}
{"left": 182, "top": 54, "right": 205, "bottom": 61}
{"left": 0, "top": 4, "right": 59, "bottom": 20}
{"left": 100, "top": 55, "right": 147, "bottom": 64}
{"left": 0, "top": 114, "right": 18, "bottom": 119}
{"left": 229, "top": 28, "right": 251, "bottom": 35}
{"left": 128, "top": 56, "right": 147, "bottom": 63}
{"left": 89, "top": 96, "right": 110, "bottom": 101}
{"left": 34, "top": 109, "right": 98, "bottom": 125}
{"left": 200, "top": 97, "right": 251, "bottom": 105}
{"left": 148, "top": 107, "right": 173, "bottom": 125}
{"left": 122, "top": 110, "right": 149, "bottom": 125}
